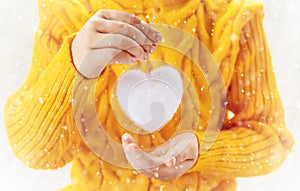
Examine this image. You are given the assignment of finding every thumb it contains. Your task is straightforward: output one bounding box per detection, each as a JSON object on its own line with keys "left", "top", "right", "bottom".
{"left": 121, "top": 133, "right": 135, "bottom": 146}
{"left": 167, "top": 133, "right": 199, "bottom": 166}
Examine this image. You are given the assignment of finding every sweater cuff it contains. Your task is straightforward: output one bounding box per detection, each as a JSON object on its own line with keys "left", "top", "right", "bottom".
{"left": 4, "top": 32, "right": 81, "bottom": 169}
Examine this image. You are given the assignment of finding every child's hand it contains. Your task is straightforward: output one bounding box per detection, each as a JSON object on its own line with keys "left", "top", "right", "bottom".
{"left": 122, "top": 133, "right": 199, "bottom": 181}
{"left": 71, "top": 10, "right": 162, "bottom": 78}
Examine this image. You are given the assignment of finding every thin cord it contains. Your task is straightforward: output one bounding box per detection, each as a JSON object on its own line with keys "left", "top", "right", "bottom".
{"left": 151, "top": 13, "right": 157, "bottom": 23}
{"left": 146, "top": 14, "right": 157, "bottom": 78}
{"left": 146, "top": 55, "right": 152, "bottom": 78}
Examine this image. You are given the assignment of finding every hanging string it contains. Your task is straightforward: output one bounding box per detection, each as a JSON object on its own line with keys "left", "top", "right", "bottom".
{"left": 146, "top": 13, "right": 157, "bottom": 78}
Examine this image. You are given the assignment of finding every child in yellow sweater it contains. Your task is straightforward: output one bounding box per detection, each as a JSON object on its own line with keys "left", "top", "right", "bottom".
{"left": 4, "top": 0, "right": 294, "bottom": 190}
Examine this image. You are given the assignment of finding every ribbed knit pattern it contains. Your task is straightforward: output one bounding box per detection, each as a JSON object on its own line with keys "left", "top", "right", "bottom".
{"left": 4, "top": 0, "right": 294, "bottom": 190}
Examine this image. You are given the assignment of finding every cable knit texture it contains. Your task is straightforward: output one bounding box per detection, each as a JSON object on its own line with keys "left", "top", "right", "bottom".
{"left": 4, "top": 0, "right": 294, "bottom": 190}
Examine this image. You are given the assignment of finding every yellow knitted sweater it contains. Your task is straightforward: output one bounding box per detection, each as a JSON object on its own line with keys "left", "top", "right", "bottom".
{"left": 4, "top": 0, "right": 294, "bottom": 190}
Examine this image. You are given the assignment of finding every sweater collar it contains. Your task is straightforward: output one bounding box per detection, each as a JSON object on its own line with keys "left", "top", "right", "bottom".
{"left": 117, "top": 0, "right": 191, "bottom": 13}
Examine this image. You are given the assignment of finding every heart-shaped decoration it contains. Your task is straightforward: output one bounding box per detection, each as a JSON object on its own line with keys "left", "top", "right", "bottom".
{"left": 116, "top": 66, "right": 183, "bottom": 132}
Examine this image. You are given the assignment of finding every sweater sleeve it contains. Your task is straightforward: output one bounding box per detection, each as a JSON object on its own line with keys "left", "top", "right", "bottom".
{"left": 189, "top": 2, "right": 294, "bottom": 177}
{"left": 3, "top": 0, "right": 90, "bottom": 169}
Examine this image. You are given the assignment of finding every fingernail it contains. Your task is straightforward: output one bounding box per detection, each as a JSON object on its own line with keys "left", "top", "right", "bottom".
{"left": 165, "top": 161, "right": 172, "bottom": 168}
{"left": 172, "top": 157, "right": 176, "bottom": 166}
{"left": 143, "top": 52, "right": 148, "bottom": 60}
{"left": 149, "top": 45, "right": 156, "bottom": 53}
{"left": 155, "top": 33, "right": 162, "bottom": 42}
{"left": 122, "top": 133, "right": 129, "bottom": 143}
{"left": 165, "top": 156, "right": 176, "bottom": 167}
{"left": 131, "top": 57, "right": 137, "bottom": 63}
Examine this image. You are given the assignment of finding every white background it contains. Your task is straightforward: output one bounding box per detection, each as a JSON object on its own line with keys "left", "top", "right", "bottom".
{"left": 0, "top": 0, "right": 299, "bottom": 190}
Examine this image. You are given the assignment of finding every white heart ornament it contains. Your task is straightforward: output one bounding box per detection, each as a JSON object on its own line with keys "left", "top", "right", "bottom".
{"left": 116, "top": 66, "right": 183, "bottom": 132}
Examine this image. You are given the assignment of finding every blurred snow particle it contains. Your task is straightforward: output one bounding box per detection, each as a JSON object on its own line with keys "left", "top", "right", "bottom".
{"left": 38, "top": 97, "right": 44, "bottom": 104}
{"left": 230, "top": 33, "right": 238, "bottom": 42}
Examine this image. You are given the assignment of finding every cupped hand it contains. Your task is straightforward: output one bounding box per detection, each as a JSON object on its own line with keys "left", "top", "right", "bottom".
{"left": 122, "top": 132, "right": 199, "bottom": 181}
{"left": 72, "top": 10, "right": 162, "bottom": 78}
